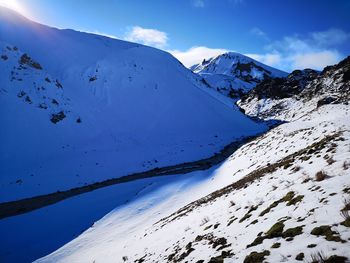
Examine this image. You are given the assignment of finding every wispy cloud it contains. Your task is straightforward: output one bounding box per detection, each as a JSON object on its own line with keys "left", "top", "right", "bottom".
{"left": 124, "top": 26, "right": 168, "bottom": 48}
{"left": 250, "top": 27, "right": 269, "bottom": 41}
{"left": 311, "top": 28, "right": 350, "bottom": 47}
{"left": 192, "top": 0, "right": 205, "bottom": 8}
{"left": 228, "top": 0, "right": 244, "bottom": 4}
{"left": 245, "top": 53, "right": 281, "bottom": 67}
{"left": 290, "top": 50, "right": 341, "bottom": 70}
{"left": 250, "top": 27, "right": 265, "bottom": 37}
{"left": 192, "top": 0, "right": 243, "bottom": 8}
{"left": 169, "top": 46, "right": 229, "bottom": 67}
{"left": 246, "top": 28, "right": 349, "bottom": 71}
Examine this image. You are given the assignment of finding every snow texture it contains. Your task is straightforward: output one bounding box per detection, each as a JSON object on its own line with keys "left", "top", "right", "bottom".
{"left": 0, "top": 7, "right": 266, "bottom": 202}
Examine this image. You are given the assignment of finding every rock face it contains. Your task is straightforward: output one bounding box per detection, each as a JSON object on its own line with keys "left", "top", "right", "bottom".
{"left": 241, "top": 69, "right": 319, "bottom": 100}
{"left": 238, "top": 56, "right": 350, "bottom": 121}
{"left": 191, "top": 52, "right": 287, "bottom": 98}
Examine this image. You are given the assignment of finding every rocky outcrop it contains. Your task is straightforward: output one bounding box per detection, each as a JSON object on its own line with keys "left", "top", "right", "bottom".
{"left": 238, "top": 56, "right": 350, "bottom": 121}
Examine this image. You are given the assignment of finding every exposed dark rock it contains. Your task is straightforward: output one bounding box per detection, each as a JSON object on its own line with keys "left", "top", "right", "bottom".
{"left": 239, "top": 56, "right": 350, "bottom": 119}
{"left": 295, "top": 253, "right": 304, "bottom": 261}
{"left": 244, "top": 250, "right": 270, "bottom": 263}
{"left": 17, "top": 91, "right": 26, "bottom": 98}
{"left": 55, "top": 80, "right": 63, "bottom": 89}
{"left": 50, "top": 111, "right": 66, "bottom": 124}
{"left": 311, "top": 225, "right": 346, "bottom": 242}
{"left": 317, "top": 96, "right": 337, "bottom": 108}
{"left": 241, "top": 69, "right": 319, "bottom": 102}
{"left": 19, "top": 53, "right": 42, "bottom": 70}
{"left": 89, "top": 76, "right": 97, "bottom": 82}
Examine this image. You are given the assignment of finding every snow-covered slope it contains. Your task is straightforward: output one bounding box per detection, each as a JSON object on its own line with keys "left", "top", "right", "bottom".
{"left": 0, "top": 7, "right": 266, "bottom": 201}
{"left": 238, "top": 57, "right": 350, "bottom": 121}
{"left": 35, "top": 57, "right": 350, "bottom": 263}
{"left": 191, "top": 52, "right": 288, "bottom": 98}
{"left": 36, "top": 104, "right": 350, "bottom": 263}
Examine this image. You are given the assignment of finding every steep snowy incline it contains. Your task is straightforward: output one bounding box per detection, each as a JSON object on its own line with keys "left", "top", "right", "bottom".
{"left": 35, "top": 57, "right": 350, "bottom": 263}
{"left": 36, "top": 104, "right": 350, "bottom": 263}
{"left": 0, "top": 7, "right": 266, "bottom": 202}
{"left": 191, "top": 52, "right": 288, "bottom": 98}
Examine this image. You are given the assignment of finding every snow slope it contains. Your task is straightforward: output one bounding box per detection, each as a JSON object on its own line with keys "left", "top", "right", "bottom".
{"left": 0, "top": 7, "right": 266, "bottom": 201}
{"left": 191, "top": 52, "right": 288, "bottom": 97}
{"left": 0, "top": 167, "right": 218, "bottom": 263}
{"left": 36, "top": 57, "right": 350, "bottom": 263}
{"left": 36, "top": 104, "right": 350, "bottom": 263}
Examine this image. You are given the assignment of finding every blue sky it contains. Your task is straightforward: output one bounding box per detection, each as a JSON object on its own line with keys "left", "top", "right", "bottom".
{"left": 2, "top": 0, "right": 350, "bottom": 71}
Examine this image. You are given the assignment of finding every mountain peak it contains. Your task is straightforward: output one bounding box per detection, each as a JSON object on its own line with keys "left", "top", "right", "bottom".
{"left": 191, "top": 51, "right": 288, "bottom": 97}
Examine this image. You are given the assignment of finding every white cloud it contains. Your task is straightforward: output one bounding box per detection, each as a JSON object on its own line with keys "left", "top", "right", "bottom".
{"left": 125, "top": 26, "right": 168, "bottom": 48}
{"left": 192, "top": 0, "right": 243, "bottom": 8}
{"left": 122, "top": 26, "right": 346, "bottom": 72}
{"left": 245, "top": 53, "right": 281, "bottom": 67}
{"left": 250, "top": 27, "right": 268, "bottom": 40}
{"left": 311, "top": 28, "right": 350, "bottom": 47}
{"left": 168, "top": 28, "right": 347, "bottom": 71}
{"left": 276, "top": 37, "right": 309, "bottom": 52}
{"left": 247, "top": 28, "right": 348, "bottom": 71}
{"left": 291, "top": 50, "right": 341, "bottom": 70}
{"left": 168, "top": 46, "right": 229, "bottom": 67}
{"left": 192, "top": 0, "right": 205, "bottom": 8}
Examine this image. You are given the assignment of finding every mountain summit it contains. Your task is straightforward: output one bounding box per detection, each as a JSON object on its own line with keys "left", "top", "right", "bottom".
{"left": 191, "top": 52, "right": 287, "bottom": 98}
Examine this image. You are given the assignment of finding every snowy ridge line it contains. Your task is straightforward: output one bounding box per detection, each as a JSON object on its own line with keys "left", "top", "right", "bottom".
{"left": 0, "top": 132, "right": 265, "bottom": 220}
{"left": 156, "top": 131, "right": 344, "bottom": 226}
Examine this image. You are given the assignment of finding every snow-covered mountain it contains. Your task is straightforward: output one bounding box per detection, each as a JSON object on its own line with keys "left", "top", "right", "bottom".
{"left": 191, "top": 52, "right": 288, "bottom": 98}
{"left": 0, "top": 7, "right": 266, "bottom": 202}
{"left": 2, "top": 6, "right": 350, "bottom": 263}
{"left": 238, "top": 56, "right": 350, "bottom": 121}
{"left": 35, "top": 57, "right": 350, "bottom": 263}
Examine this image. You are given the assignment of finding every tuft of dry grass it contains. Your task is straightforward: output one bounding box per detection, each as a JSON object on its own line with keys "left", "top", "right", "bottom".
{"left": 343, "top": 198, "right": 350, "bottom": 211}
{"left": 292, "top": 165, "right": 301, "bottom": 172}
{"left": 310, "top": 251, "right": 326, "bottom": 263}
{"left": 343, "top": 161, "right": 350, "bottom": 170}
{"left": 200, "top": 216, "right": 210, "bottom": 226}
{"left": 229, "top": 200, "right": 236, "bottom": 207}
{"left": 341, "top": 209, "right": 350, "bottom": 221}
{"left": 315, "top": 170, "right": 327, "bottom": 181}
{"left": 309, "top": 251, "right": 348, "bottom": 263}
{"left": 340, "top": 198, "right": 350, "bottom": 223}
{"left": 326, "top": 157, "right": 336, "bottom": 165}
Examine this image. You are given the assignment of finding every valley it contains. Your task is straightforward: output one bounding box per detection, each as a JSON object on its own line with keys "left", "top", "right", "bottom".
{"left": 0, "top": 4, "right": 349, "bottom": 263}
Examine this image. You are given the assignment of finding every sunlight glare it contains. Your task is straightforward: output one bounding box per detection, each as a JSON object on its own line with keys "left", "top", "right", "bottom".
{"left": 0, "top": 0, "right": 29, "bottom": 16}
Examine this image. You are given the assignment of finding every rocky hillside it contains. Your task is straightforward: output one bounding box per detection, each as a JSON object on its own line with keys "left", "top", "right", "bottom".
{"left": 0, "top": 42, "right": 75, "bottom": 124}
{"left": 191, "top": 52, "right": 287, "bottom": 98}
{"left": 238, "top": 56, "right": 350, "bottom": 121}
